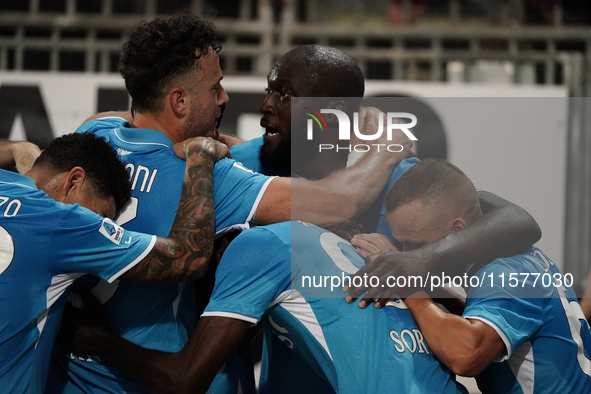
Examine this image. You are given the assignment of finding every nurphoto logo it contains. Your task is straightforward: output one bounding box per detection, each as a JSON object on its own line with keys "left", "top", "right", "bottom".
{"left": 303, "top": 108, "right": 417, "bottom": 152}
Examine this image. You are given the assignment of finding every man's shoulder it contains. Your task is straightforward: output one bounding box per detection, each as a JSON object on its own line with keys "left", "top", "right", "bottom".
{"left": 231, "top": 222, "right": 291, "bottom": 250}
{"left": 230, "top": 136, "right": 264, "bottom": 153}
{"left": 477, "top": 247, "right": 548, "bottom": 275}
{"left": 229, "top": 137, "right": 263, "bottom": 173}
{"left": 77, "top": 116, "right": 128, "bottom": 133}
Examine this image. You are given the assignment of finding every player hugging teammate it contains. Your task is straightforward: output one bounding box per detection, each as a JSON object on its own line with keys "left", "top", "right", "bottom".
{"left": 0, "top": 14, "right": 587, "bottom": 394}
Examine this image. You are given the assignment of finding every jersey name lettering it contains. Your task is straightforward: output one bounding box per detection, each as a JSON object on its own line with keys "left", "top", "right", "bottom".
{"left": 389, "top": 328, "right": 430, "bottom": 355}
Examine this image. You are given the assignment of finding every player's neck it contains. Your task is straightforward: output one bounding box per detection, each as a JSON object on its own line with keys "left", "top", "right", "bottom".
{"left": 132, "top": 111, "right": 182, "bottom": 143}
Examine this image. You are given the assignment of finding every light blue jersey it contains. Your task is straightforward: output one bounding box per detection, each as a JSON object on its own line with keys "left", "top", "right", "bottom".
{"left": 463, "top": 248, "right": 591, "bottom": 394}
{"left": 51, "top": 117, "right": 273, "bottom": 394}
{"left": 229, "top": 136, "right": 263, "bottom": 174}
{"left": 0, "top": 170, "right": 155, "bottom": 394}
{"left": 203, "top": 221, "right": 468, "bottom": 394}
{"left": 231, "top": 138, "right": 419, "bottom": 391}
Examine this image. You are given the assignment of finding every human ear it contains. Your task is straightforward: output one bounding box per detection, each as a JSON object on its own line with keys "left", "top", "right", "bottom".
{"left": 450, "top": 218, "right": 467, "bottom": 232}
{"left": 63, "top": 167, "right": 87, "bottom": 199}
{"left": 169, "top": 87, "right": 187, "bottom": 116}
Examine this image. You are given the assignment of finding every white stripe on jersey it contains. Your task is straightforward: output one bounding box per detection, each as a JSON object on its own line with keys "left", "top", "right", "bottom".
{"left": 273, "top": 288, "right": 333, "bottom": 361}
{"left": 463, "top": 315, "right": 513, "bottom": 361}
{"left": 245, "top": 175, "right": 275, "bottom": 224}
{"left": 37, "top": 273, "right": 84, "bottom": 347}
{"left": 508, "top": 341, "right": 535, "bottom": 394}
{"left": 172, "top": 283, "right": 185, "bottom": 319}
{"left": 109, "top": 235, "right": 157, "bottom": 282}
{"left": 200, "top": 311, "right": 259, "bottom": 325}
{"left": 214, "top": 175, "right": 276, "bottom": 239}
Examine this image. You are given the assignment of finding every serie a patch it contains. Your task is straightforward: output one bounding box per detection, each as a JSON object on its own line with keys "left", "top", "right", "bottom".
{"left": 99, "top": 218, "right": 127, "bottom": 246}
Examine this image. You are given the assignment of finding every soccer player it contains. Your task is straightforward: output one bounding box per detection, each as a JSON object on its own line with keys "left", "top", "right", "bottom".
{"left": 0, "top": 132, "right": 227, "bottom": 393}
{"left": 357, "top": 158, "right": 591, "bottom": 393}
{"left": 58, "top": 221, "right": 469, "bottom": 394}
{"left": 230, "top": 44, "right": 542, "bottom": 391}
{"left": 231, "top": 43, "right": 540, "bottom": 251}
{"left": 52, "top": 15, "right": 414, "bottom": 394}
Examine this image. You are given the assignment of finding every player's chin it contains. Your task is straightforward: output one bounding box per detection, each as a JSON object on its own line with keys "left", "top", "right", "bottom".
{"left": 262, "top": 136, "right": 282, "bottom": 154}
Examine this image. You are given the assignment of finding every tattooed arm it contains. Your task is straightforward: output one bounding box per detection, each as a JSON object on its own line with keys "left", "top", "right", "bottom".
{"left": 120, "top": 137, "right": 226, "bottom": 282}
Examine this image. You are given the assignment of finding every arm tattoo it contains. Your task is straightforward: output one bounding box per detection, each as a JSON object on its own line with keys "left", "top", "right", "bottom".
{"left": 131, "top": 148, "right": 215, "bottom": 281}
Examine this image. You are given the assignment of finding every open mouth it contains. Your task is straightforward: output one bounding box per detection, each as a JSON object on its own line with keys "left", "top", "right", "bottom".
{"left": 261, "top": 119, "right": 280, "bottom": 139}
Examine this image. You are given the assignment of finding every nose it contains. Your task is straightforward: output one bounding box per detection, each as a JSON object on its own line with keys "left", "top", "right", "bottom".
{"left": 259, "top": 91, "right": 275, "bottom": 115}
{"left": 218, "top": 85, "right": 229, "bottom": 106}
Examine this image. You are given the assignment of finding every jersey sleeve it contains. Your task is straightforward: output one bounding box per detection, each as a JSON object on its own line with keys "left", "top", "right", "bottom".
{"left": 202, "top": 226, "right": 290, "bottom": 324}
{"left": 48, "top": 205, "right": 156, "bottom": 283}
{"left": 213, "top": 159, "right": 275, "bottom": 234}
{"left": 463, "top": 260, "right": 545, "bottom": 360}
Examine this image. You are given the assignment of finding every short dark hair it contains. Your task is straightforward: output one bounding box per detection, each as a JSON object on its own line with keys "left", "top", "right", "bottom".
{"left": 120, "top": 14, "right": 220, "bottom": 114}
{"left": 385, "top": 158, "right": 469, "bottom": 212}
{"left": 33, "top": 133, "right": 131, "bottom": 217}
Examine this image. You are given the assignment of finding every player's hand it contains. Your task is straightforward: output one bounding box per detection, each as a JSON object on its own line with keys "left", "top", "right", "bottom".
{"left": 359, "top": 107, "right": 417, "bottom": 162}
{"left": 4, "top": 141, "right": 41, "bottom": 173}
{"left": 216, "top": 132, "right": 244, "bottom": 149}
{"left": 173, "top": 137, "right": 230, "bottom": 162}
{"left": 350, "top": 233, "right": 398, "bottom": 259}
{"left": 343, "top": 248, "right": 433, "bottom": 309}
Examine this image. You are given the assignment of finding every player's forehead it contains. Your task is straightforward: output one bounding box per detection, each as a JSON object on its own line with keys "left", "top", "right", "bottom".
{"left": 386, "top": 201, "right": 433, "bottom": 241}
{"left": 196, "top": 49, "right": 222, "bottom": 83}
{"left": 267, "top": 62, "right": 307, "bottom": 95}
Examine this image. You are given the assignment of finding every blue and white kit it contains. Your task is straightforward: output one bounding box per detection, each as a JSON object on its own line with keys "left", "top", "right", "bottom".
{"left": 0, "top": 170, "right": 155, "bottom": 394}
{"left": 204, "top": 221, "right": 468, "bottom": 394}
{"left": 51, "top": 117, "right": 274, "bottom": 394}
{"left": 464, "top": 248, "right": 591, "bottom": 394}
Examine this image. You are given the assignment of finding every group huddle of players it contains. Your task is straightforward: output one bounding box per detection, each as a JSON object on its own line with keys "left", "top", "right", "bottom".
{"left": 0, "top": 14, "right": 589, "bottom": 394}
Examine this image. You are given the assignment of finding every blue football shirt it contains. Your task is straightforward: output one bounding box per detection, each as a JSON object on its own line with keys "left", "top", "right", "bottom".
{"left": 52, "top": 117, "right": 274, "bottom": 394}
{"left": 0, "top": 170, "right": 154, "bottom": 394}
{"left": 204, "top": 221, "right": 468, "bottom": 394}
{"left": 463, "top": 248, "right": 591, "bottom": 393}
{"left": 229, "top": 136, "right": 264, "bottom": 174}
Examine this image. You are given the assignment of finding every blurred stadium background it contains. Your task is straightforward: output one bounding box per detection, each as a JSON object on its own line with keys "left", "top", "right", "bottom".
{"left": 0, "top": 2, "right": 590, "bottom": 392}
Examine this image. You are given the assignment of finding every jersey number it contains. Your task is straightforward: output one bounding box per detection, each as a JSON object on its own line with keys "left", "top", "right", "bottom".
{"left": 558, "top": 284, "right": 591, "bottom": 377}
{"left": 0, "top": 226, "right": 15, "bottom": 275}
{"left": 0, "top": 197, "right": 20, "bottom": 275}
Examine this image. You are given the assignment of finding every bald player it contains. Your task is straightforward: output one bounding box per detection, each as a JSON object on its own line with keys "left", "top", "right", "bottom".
{"left": 232, "top": 44, "right": 541, "bottom": 392}
{"left": 230, "top": 44, "right": 541, "bottom": 307}
{"left": 357, "top": 158, "right": 591, "bottom": 393}
{"left": 231, "top": 45, "right": 366, "bottom": 179}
